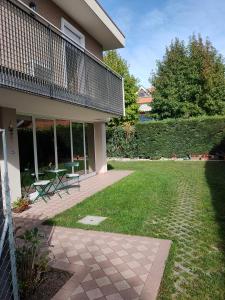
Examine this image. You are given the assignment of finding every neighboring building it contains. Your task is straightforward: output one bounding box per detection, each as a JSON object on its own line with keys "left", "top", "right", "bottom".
{"left": 136, "top": 86, "right": 154, "bottom": 121}
{"left": 0, "top": 0, "right": 125, "bottom": 201}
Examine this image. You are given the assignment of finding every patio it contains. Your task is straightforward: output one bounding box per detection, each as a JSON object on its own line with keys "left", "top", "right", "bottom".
{"left": 41, "top": 226, "right": 170, "bottom": 300}
{"left": 13, "top": 170, "right": 171, "bottom": 300}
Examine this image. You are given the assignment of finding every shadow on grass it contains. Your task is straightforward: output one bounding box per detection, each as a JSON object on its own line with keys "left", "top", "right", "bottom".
{"left": 107, "top": 163, "right": 115, "bottom": 170}
{"left": 205, "top": 140, "right": 225, "bottom": 261}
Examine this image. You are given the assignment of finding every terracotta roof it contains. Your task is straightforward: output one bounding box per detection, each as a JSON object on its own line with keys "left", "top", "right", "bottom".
{"left": 137, "top": 97, "right": 153, "bottom": 104}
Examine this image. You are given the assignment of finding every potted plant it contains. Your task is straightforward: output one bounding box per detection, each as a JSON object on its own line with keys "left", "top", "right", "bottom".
{"left": 13, "top": 197, "right": 31, "bottom": 213}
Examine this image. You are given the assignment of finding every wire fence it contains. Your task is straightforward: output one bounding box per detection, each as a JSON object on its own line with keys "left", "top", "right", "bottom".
{"left": 0, "top": 129, "right": 19, "bottom": 300}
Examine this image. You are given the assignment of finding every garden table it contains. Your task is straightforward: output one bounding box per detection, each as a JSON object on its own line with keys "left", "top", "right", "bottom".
{"left": 46, "top": 169, "right": 68, "bottom": 197}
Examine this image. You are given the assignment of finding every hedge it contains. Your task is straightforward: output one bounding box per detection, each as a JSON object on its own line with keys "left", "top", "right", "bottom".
{"left": 107, "top": 115, "right": 225, "bottom": 159}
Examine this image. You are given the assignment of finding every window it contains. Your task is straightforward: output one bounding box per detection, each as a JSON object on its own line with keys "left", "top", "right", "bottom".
{"left": 17, "top": 115, "right": 34, "bottom": 192}
{"left": 56, "top": 120, "right": 71, "bottom": 169}
{"left": 17, "top": 115, "right": 96, "bottom": 194}
{"left": 61, "top": 18, "right": 85, "bottom": 48}
{"left": 36, "top": 119, "right": 55, "bottom": 170}
{"left": 71, "top": 123, "right": 85, "bottom": 175}
{"left": 61, "top": 18, "right": 86, "bottom": 94}
{"left": 85, "top": 124, "right": 95, "bottom": 173}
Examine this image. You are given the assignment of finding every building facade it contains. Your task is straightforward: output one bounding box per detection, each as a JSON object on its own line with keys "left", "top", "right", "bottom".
{"left": 0, "top": 0, "right": 125, "bottom": 201}
{"left": 136, "top": 86, "right": 153, "bottom": 121}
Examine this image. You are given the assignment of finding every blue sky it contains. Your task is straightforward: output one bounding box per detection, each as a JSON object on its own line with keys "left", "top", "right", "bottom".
{"left": 99, "top": 0, "right": 225, "bottom": 87}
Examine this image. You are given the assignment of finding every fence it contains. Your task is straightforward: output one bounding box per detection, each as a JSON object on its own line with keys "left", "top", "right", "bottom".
{"left": 0, "top": 129, "right": 19, "bottom": 300}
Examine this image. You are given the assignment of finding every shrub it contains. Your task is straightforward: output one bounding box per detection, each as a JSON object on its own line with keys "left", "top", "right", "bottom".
{"left": 107, "top": 125, "right": 137, "bottom": 158}
{"left": 107, "top": 115, "right": 225, "bottom": 159}
{"left": 16, "top": 228, "right": 49, "bottom": 299}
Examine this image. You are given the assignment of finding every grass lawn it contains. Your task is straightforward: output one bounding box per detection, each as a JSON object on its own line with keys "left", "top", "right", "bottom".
{"left": 46, "top": 161, "right": 225, "bottom": 299}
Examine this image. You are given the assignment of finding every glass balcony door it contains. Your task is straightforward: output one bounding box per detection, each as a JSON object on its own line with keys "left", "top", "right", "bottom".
{"left": 17, "top": 116, "right": 96, "bottom": 194}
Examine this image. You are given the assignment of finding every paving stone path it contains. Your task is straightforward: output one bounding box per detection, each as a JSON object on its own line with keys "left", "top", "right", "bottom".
{"left": 147, "top": 178, "right": 210, "bottom": 299}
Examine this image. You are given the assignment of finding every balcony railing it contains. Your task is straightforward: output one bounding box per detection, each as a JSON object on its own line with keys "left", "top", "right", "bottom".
{"left": 0, "top": 0, "right": 124, "bottom": 116}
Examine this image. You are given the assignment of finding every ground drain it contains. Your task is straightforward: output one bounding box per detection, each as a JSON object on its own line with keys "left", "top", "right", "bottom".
{"left": 78, "top": 215, "right": 107, "bottom": 225}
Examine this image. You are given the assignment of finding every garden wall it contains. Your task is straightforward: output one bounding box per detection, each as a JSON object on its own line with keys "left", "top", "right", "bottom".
{"left": 106, "top": 116, "right": 225, "bottom": 159}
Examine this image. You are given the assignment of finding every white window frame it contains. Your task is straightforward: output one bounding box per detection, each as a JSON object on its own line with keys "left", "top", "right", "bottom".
{"left": 61, "top": 18, "right": 86, "bottom": 92}
{"left": 61, "top": 18, "right": 85, "bottom": 48}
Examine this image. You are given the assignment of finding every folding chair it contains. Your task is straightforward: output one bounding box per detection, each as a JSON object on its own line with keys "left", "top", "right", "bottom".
{"left": 32, "top": 180, "right": 52, "bottom": 203}
{"left": 64, "top": 161, "right": 80, "bottom": 191}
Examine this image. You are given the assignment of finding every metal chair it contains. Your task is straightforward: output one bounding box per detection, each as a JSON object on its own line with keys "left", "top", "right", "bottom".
{"left": 32, "top": 180, "right": 52, "bottom": 203}
{"left": 64, "top": 161, "right": 80, "bottom": 190}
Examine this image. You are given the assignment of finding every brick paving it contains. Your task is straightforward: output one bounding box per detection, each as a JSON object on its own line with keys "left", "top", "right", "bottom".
{"left": 41, "top": 226, "right": 170, "bottom": 300}
{"left": 13, "top": 170, "right": 171, "bottom": 300}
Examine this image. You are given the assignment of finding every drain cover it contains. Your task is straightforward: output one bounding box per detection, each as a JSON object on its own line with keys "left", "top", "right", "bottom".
{"left": 78, "top": 215, "right": 107, "bottom": 225}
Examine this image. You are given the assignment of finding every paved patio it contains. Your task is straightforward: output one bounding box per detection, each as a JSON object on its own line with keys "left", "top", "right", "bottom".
{"left": 40, "top": 226, "right": 170, "bottom": 300}
{"left": 13, "top": 170, "right": 171, "bottom": 300}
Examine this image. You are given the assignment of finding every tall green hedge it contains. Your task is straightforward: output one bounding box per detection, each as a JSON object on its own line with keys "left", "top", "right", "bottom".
{"left": 107, "top": 116, "right": 225, "bottom": 158}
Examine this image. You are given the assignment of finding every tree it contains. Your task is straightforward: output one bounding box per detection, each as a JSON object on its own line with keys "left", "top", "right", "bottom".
{"left": 151, "top": 35, "right": 225, "bottom": 119}
{"left": 104, "top": 50, "right": 139, "bottom": 126}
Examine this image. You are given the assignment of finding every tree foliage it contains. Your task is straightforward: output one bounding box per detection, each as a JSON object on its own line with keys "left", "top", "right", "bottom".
{"left": 104, "top": 50, "right": 139, "bottom": 126}
{"left": 151, "top": 35, "right": 225, "bottom": 119}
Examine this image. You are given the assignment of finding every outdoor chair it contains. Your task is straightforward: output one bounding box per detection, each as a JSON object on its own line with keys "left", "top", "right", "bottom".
{"left": 21, "top": 168, "right": 45, "bottom": 196}
{"left": 32, "top": 179, "right": 52, "bottom": 203}
{"left": 64, "top": 161, "right": 80, "bottom": 190}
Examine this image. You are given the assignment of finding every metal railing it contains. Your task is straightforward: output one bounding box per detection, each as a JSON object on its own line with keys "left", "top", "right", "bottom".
{"left": 0, "top": 129, "right": 19, "bottom": 300}
{"left": 0, "top": 0, "right": 124, "bottom": 116}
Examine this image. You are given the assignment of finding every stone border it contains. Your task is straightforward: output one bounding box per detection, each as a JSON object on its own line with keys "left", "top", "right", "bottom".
{"left": 140, "top": 239, "right": 171, "bottom": 300}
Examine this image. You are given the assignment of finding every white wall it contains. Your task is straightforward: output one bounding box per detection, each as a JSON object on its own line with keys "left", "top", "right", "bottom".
{"left": 94, "top": 122, "right": 107, "bottom": 174}
{"left": 0, "top": 88, "right": 114, "bottom": 123}
{"left": 0, "top": 107, "right": 22, "bottom": 201}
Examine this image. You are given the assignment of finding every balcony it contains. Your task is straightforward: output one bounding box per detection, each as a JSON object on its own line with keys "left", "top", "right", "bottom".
{"left": 0, "top": 0, "right": 124, "bottom": 116}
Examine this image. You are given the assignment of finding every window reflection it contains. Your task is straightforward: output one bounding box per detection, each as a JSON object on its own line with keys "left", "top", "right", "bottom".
{"left": 56, "top": 120, "right": 71, "bottom": 170}
{"left": 17, "top": 115, "right": 34, "bottom": 171}
{"left": 17, "top": 115, "right": 34, "bottom": 193}
{"left": 36, "top": 119, "right": 55, "bottom": 170}
{"left": 17, "top": 117, "right": 97, "bottom": 194}
{"left": 72, "top": 123, "right": 85, "bottom": 175}
{"left": 85, "top": 123, "right": 95, "bottom": 173}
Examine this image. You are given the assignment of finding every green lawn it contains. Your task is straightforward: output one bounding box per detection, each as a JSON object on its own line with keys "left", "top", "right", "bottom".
{"left": 46, "top": 161, "right": 225, "bottom": 299}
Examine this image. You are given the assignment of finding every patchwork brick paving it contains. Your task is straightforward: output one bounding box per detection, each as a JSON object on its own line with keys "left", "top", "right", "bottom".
{"left": 41, "top": 226, "right": 171, "bottom": 300}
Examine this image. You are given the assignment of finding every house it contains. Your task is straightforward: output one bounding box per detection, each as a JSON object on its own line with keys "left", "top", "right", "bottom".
{"left": 136, "top": 86, "right": 153, "bottom": 121}
{"left": 0, "top": 0, "right": 125, "bottom": 201}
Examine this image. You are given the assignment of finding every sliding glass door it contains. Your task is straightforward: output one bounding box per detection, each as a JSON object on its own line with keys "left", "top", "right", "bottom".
{"left": 17, "top": 115, "right": 34, "bottom": 172}
{"left": 36, "top": 119, "right": 55, "bottom": 170}
{"left": 71, "top": 123, "right": 85, "bottom": 175}
{"left": 56, "top": 120, "right": 71, "bottom": 170}
{"left": 85, "top": 123, "right": 95, "bottom": 174}
{"left": 17, "top": 116, "right": 96, "bottom": 193}
{"left": 17, "top": 115, "right": 34, "bottom": 191}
